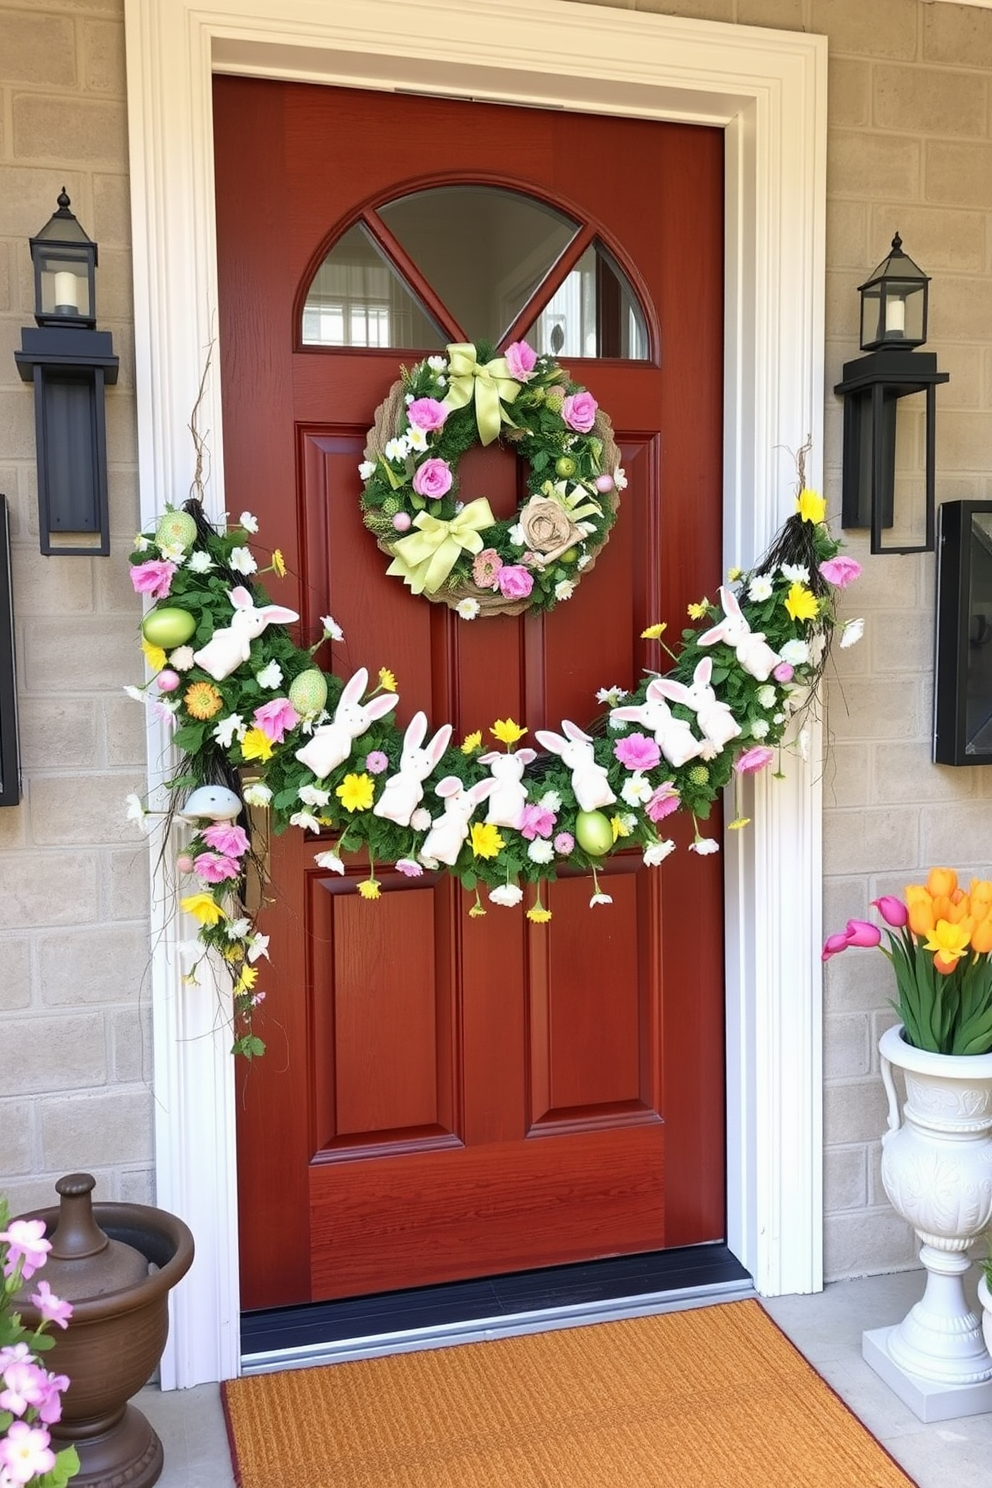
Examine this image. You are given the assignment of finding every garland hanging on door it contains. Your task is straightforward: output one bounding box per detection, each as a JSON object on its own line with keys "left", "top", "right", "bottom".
{"left": 359, "top": 339, "right": 623, "bottom": 616}
{"left": 125, "top": 450, "right": 861, "bottom": 1058}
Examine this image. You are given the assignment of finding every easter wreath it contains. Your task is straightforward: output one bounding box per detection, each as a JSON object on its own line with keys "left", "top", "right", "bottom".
{"left": 359, "top": 339, "right": 623, "bottom": 616}
{"left": 127, "top": 454, "right": 862, "bottom": 1059}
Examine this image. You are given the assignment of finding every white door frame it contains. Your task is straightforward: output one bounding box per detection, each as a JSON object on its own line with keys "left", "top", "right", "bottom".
{"left": 123, "top": 0, "right": 828, "bottom": 1387}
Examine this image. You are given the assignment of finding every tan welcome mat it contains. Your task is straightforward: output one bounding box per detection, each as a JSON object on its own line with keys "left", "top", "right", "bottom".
{"left": 222, "top": 1299, "right": 917, "bottom": 1488}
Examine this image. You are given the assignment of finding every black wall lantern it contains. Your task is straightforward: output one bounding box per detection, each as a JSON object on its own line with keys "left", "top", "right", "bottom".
{"left": 14, "top": 190, "right": 118, "bottom": 556}
{"left": 0, "top": 497, "right": 20, "bottom": 807}
{"left": 834, "top": 235, "right": 948, "bottom": 556}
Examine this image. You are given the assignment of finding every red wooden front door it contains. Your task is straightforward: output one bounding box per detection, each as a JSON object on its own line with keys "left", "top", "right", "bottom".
{"left": 213, "top": 78, "right": 726, "bottom": 1312}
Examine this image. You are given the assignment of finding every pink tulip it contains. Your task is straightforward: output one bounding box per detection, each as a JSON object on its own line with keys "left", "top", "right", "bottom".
{"left": 872, "top": 895, "right": 908, "bottom": 928}
{"left": 822, "top": 919, "right": 882, "bottom": 960}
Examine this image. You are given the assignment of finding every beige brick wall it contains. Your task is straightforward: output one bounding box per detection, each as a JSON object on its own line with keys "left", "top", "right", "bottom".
{"left": 0, "top": 0, "right": 152, "bottom": 1216}
{"left": 3, "top": 0, "right": 991, "bottom": 1283}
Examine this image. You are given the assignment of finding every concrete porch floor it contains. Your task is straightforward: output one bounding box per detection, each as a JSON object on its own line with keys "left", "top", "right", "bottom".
{"left": 139, "top": 1269, "right": 992, "bottom": 1486}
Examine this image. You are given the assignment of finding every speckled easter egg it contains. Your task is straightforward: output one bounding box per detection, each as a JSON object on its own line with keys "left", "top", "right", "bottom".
{"left": 141, "top": 606, "right": 197, "bottom": 648}
{"left": 288, "top": 668, "right": 328, "bottom": 716}
{"left": 155, "top": 509, "right": 198, "bottom": 552}
{"left": 574, "top": 810, "right": 614, "bottom": 858}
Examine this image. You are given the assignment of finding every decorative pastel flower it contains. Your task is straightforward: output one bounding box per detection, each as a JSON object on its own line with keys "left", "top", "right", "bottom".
{"left": 321, "top": 615, "right": 345, "bottom": 641}
{"left": 142, "top": 638, "right": 168, "bottom": 673}
{"left": 614, "top": 733, "right": 661, "bottom": 771}
{"left": 406, "top": 425, "right": 429, "bottom": 452}
{"left": 734, "top": 745, "right": 775, "bottom": 774}
{"left": 358, "top": 879, "right": 381, "bottom": 901}
{"left": 0, "top": 1220, "right": 50, "bottom": 1282}
{"left": 689, "top": 838, "right": 720, "bottom": 856}
{"left": 256, "top": 660, "right": 283, "bottom": 689}
{"left": 130, "top": 559, "right": 177, "bottom": 598}
{"left": 490, "top": 883, "right": 524, "bottom": 907}
{"left": 589, "top": 892, "right": 613, "bottom": 908}
{"left": 336, "top": 773, "right": 375, "bottom": 813}
{"left": 157, "top": 669, "right": 180, "bottom": 693}
{"left": 520, "top": 804, "right": 556, "bottom": 840}
{"left": 472, "top": 548, "right": 503, "bottom": 590}
{"left": 471, "top": 822, "right": 505, "bottom": 859}
{"left": 410, "top": 808, "right": 432, "bottom": 832}
{"left": 36, "top": 1369, "right": 71, "bottom": 1424}
{"left": 541, "top": 790, "right": 562, "bottom": 812}
{"left": 193, "top": 851, "right": 241, "bottom": 884}
{"left": 202, "top": 822, "right": 250, "bottom": 856}
{"left": 365, "top": 751, "right": 389, "bottom": 775}
{"left": 784, "top": 582, "right": 818, "bottom": 622}
{"left": 779, "top": 639, "right": 810, "bottom": 667}
{"left": 595, "top": 474, "right": 615, "bottom": 494}
{"left": 247, "top": 933, "right": 271, "bottom": 963}
{"left": 796, "top": 489, "right": 826, "bottom": 524}
{"left": 243, "top": 781, "right": 273, "bottom": 807}
{"left": 527, "top": 839, "right": 555, "bottom": 864}
{"left": 214, "top": 713, "right": 247, "bottom": 748}
{"left": 597, "top": 685, "right": 628, "bottom": 705}
{"left": 253, "top": 698, "right": 300, "bottom": 744}
{"left": 747, "top": 574, "right": 773, "bottom": 602}
{"left": 289, "top": 810, "right": 322, "bottom": 833}
{"left": 527, "top": 903, "right": 553, "bottom": 924}
{"left": 407, "top": 397, "right": 449, "bottom": 431}
{"left": 456, "top": 598, "right": 480, "bottom": 620}
{"left": 554, "top": 579, "right": 575, "bottom": 602}
{"left": 772, "top": 661, "right": 794, "bottom": 683}
{"left": 819, "top": 555, "right": 861, "bottom": 588}
{"left": 553, "top": 832, "right": 574, "bottom": 856}
{"left": 561, "top": 390, "right": 598, "bottom": 433}
{"left": 395, "top": 858, "right": 424, "bottom": 877}
{"left": 229, "top": 546, "right": 257, "bottom": 575}
{"left": 295, "top": 784, "right": 331, "bottom": 810}
{"left": 491, "top": 718, "right": 527, "bottom": 746}
{"left": 643, "top": 840, "right": 676, "bottom": 867}
{"left": 187, "top": 549, "right": 214, "bottom": 573}
{"left": 750, "top": 719, "right": 770, "bottom": 739}
{"left": 640, "top": 624, "right": 666, "bottom": 640}
{"left": 621, "top": 774, "right": 653, "bottom": 807}
{"left": 412, "top": 457, "right": 453, "bottom": 499}
{"left": 184, "top": 681, "right": 223, "bottom": 720}
{"left": 358, "top": 460, "right": 376, "bottom": 481}
{"left": 780, "top": 562, "right": 810, "bottom": 584}
{"left": 839, "top": 617, "right": 865, "bottom": 649}
{"left": 611, "top": 814, "right": 632, "bottom": 841}
{"left": 756, "top": 685, "right": 777, "bottom": 710}
{"left": 507, "top": 523, "right": 526, "bottom": 547}
{"left": 180, "top": 893, "right": 227, "bottom": 926}
{"left": 378, "top": 668, "right": 397, "bottom": 692}
{"left": 427, "top": 355, "right": 447, "bottom": 372}
{"left": 314, "top": 850, "right": 345, "bottom": 874}
{"left": 384, "top": 436, "right": 409, "bottom": 462}
{"left": 872, "top": 895, "right": 909, "bottom": 928}
{"left": 461, "top": 731, "right": 482, "bottom": 754}
{"left": 0, "top": 1420, "right": 56, "bottom": 1482}
{"left": 497, "top": 565, "right": 534, "bottom": 600}
{"left": 687, "top": 599, "right": 710, "bottom": 620}
{"left": 169, "top": 645, "right": 195, "bottom": 671}
{"left": 239, "top": 511, "right": 259, "bottom": 533}
{"left": 504, "top": 340, "right": 537, "bottom": 382}
{"left": 241, "top": 727, "right": 274, "bottom": 762}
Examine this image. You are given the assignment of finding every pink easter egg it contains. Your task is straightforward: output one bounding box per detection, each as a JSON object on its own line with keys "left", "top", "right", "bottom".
{"left": 392, "top": 512, "right": 413, "bottom": 532}
{"left": 157, "top": 669, "right": 181, "bottom": 692}
{"left": 175, "top": 853, "right": 195, "bottom": 874}
{"left": 594, "top": 474, "right": 614, "bottom": 493}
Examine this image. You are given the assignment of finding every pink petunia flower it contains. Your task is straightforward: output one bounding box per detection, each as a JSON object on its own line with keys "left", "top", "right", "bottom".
{"left": 614, "top": 732, "right": 661, "bottom": 772}
{"left": 28, "top": 1281, "right": 72, "bottom": 1331}
{"left": 192, "top": 852, "right": 242, "bottom": 884}
{"left": 253, "top": 698, "right": 300, "bottom": 744}
{"left": 0, "top": 1420, "right": 56, "bottom": 1482}
{"left": 519, "top": 804, "right": 556, "bottom": 840}
{"left": 497, "top": 565, "right": 534, "bottom": 600}
{"left": 505, "top": 341, "right": 538, "bottom": 382}
{"left": 202, "top": 822, "right": 249, "bottom": 857}
{"left": 818, "top": 555, "right": 862, "bottom": 589}
{"left": 36, "top": 1372, "right": 71, "bottom": 1426}
{"left": 561, "top": 391, "right": 598, "bottom": 433}
{"left": 130, "top": 560, "right": 177, "bottom": 600}
{"left": 0, "top": 1360, "right": 47, "bottom": 1417}
{"left": 645, "top": 782, "right": 680, "bottom": 823}
{"left": 734, "top": 745, "right": 775, "bottom": 775}
{"left": 406, "top": 398, "right": 449, "bottom": 432}
{"left": 0, "top": 1220, "right": 50, "bottom": 1282}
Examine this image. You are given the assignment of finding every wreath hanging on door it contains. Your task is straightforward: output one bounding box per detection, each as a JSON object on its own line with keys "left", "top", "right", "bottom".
{"left": 359, "top": 339, "right": 624, "bottom": 616}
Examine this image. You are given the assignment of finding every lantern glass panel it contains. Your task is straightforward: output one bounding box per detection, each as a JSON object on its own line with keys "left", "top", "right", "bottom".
{"left": 860, "top": 280, "right": 927, "bottom": 351}
{"left": 34, "top": 245, "right": 92, "bottom": 321}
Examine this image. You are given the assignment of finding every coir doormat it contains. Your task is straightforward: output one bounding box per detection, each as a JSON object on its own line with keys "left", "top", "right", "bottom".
{"left": 222, "top": 1299, "right": 918, "bottom": 1487}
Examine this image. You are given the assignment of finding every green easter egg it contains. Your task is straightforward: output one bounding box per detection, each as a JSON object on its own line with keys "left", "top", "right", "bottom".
{"left": 555, "top": 456, "right": 578, "bottom": 478}
{"left": 141, "top": 607, "right": 197, "bottom": 649}
{"left": 575, "top": 809, "right": 614, "bottom": 858}
{"left": 288, "top": 668, "right": 328, "bottom": 716}
{"left": 155, "top": 509, "right": 198, "bottom": 552}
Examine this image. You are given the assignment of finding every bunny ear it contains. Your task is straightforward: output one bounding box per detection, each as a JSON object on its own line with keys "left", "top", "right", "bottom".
{"left": 644, "top": 681, "right": 669, "bottom": 703}
{"left": 653, "top": 677, "right": 692, "bottom": 704}
{"left": 228, "top": 586, "right": 255, "bottom": 610}
{"left": 694, "top": 656, "right": 713, "bottom": 685}
{"left": 259, "top": 604, "right": 300, "bottom": 625}
{"left": 434, "top": 776, "right": 463, "bottom": 799}
{"left": 718, "top": 584, "right": 743, "bottom": 617}
{"left": 340, "top": 667, "right": 369, "bottom": 706}
{"left": 535, "top": 730, "right": 567, "bottom": 754}
{"left": 404, "top": 712, "right": 428, "bottom": 749}
{"left": 516, "top": 748, "right": 537, "bottom": 766}
{"left": 426, "top": 723, "right": 453, "bottom": 766}
{"left": 366, "top": 693, "right": 399, "bottom": 722}
{"left": 468, "top": 779, "right": 494, "bottom": 805}
{"left": 478, "top": 751, "right": 501, "bottom": 766}
{"left": 610, "top": 705, "right": 640, "bottom": 723}
{"left": 561, "top": 719, "right": 592, "bottom": 744}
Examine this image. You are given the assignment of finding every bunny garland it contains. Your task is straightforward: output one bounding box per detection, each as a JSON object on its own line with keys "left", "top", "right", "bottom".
{"left": 127, "top": 480, "right": 862, "bottom": 1058}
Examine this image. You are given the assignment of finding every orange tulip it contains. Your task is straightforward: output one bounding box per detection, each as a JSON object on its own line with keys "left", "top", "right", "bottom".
{"left": 908, "top": 898, "right": 936, "bottom": 937}
{"left": 934, "top": 894, "right": 972, "bottom": 925}
{"left": 934, "top": 952, "right": 960, "bottom": 975}
{"left": 971, "top": 880, "right": 992, "bottom": 913}
{"left": 905, "top": 885, "right": 931, "bottom": 907}
{"left": 927, "top": 867, "right": 958, "bottom": 898}
{"left": 973, "top": 916, "right": 992, "bottom": 955}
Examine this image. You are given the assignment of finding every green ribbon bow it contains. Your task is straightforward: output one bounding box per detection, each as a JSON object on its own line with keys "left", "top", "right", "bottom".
{"left": 442, "top": 343, "right": 520, "bottom": 446}
{"left": 386, "top": 497, "right": 497, "bottom": 595}
{"left": 539, "top": 479, "right": 604, "bottom": 525}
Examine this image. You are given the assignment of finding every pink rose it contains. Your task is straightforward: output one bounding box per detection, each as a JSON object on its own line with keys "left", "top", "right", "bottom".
{"left": 614, "top": 733, "right": 661, "bottom": 771}
{"left": 734, "top": 745, "right": 775, "bottom": 775}
{"left": 130, "top": 559, "right": 177, "bottom": 599}
{"left": 253, "top": 698, "right": 300, "bottom": 744}
{"left": 818, "top": 555, "right": 862, "bottom": 589}
{"left": 561, "top": 391, "right": 598, "bottom": 433}
{"left": 407, "top": 398, "right": 449, "bottom": 432}
{"left": 202, "top": 822, "right": 250, "bottom": 857}
{"left": 497, "top": 565, "right": 534, "bottom": 600}
{"left": 412, "top": 457, "right": 453, "bottom": 499}
{"left": 505, "top": 340, "right": 537, "bottom": 382}
{"left": 472, "top": 548, "right": 503, "bottom": 590}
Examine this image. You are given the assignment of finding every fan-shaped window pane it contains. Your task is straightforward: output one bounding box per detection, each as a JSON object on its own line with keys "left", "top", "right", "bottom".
{"left": 524, "top": 243, "right": 649, "bottom": 360}
{"left": 378, "top": 186, "right": 578, "bottom": 345}
{"left": 302, "top": 223, "right": 445, "bottom": 349}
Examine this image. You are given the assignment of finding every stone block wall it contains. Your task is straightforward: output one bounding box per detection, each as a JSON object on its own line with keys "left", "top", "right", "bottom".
{"left": 0, "top": 0, "right": 152, "bottom": 1214}
{"left": 3, "top": 0, "right": 992, "bottom": 1283}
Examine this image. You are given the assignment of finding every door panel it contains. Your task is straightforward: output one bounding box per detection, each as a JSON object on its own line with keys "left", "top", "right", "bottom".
{"left": 213, "top": 77, "right": 726, "bottom": 1310}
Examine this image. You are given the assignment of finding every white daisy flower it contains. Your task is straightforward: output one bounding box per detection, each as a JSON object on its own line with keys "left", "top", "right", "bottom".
{"left": 225, "top": 917, "right": 251, "bottom": 940}
{"left": 158, "top": 542, "right": 187, "bottom": 564}
{"left": 406, "top": 425, "right": 429, "bottom": 452}
{"left": 554, "top": 579, "right": 575, "bottom": 602}
{"left": 384, "top": 436, "right": 408, "bottom": 462}
{"left": 427, "top": 355, "right": 447, "bottom": 371}
{"left": 621, "top": 774, "right": 653, "bottom": 806}
{"left": 780, "top": 562, "right": 809, "bottom": 584}
{"left": 748, "top": 574, "right": 773, "bottom": 602}
{"left": 456, "top": 598, "right": 480, "bottom": 620}
{"left": 596, "top": 685, "right": 628, "bottom": 705}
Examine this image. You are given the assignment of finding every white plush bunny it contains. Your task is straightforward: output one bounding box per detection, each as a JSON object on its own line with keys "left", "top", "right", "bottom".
{"left": 192, "top": 586, "right": 299, "bottom": 682}
{"left": 478, "top": 748, "right": 537, "bottom": 829}
{"left": 697, "top": 585, "right": 780, "bottom": 681}
{"left": 653, "top": 657, "right": 742, "bottom": 751}
{"left": 533, "top": 720, "right": 616, "bottom": 813}
{"left": 295, "top": 667, "right": 399, "bottom": 780}
{"left": 610, "top": 682, "right": 705, "bottom": 768}
{"left": 373, "top": 712, "right": 453, "bottom": 826}
{"left": 421, "top": 777, "right": 493, "bottom": 866}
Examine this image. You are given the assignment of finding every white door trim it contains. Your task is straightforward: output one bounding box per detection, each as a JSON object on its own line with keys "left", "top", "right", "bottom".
{"left": 123, "top": 0, "right": 828, "bottom": 1386}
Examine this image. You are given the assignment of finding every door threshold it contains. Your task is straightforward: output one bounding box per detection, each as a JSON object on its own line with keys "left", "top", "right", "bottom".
{"left": 241, "top": 1243, "right": 754, "bottom": 1375}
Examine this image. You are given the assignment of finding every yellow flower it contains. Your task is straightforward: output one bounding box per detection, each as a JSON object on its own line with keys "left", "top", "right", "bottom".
{"left": 378, "top": 667, "right": 397, "bottom": 693}
{"left": 728, "top": 816, "right": 751, "bottom": 831}
{"left": 687, "top": 599, "right": 709, "bottom": 620}
{"left": 784, "top": 583, "right": 819, "bottom": 622}
{"left": 141, "top": 638, "right": 168, "bottom": 672}
{"left": 925, "top": 918, "right": 974, "bottom": 972}
{"left": 241, "top": 727, "right": 274, "bottom": 761}
{"left": 727, "top": 567, "right": 742, "bottom": 582}
{"left": 527, "top": 905, "right": 552, "bottom": 924}
{"left": 471, "top": 822, "right": 505, "bottom": 859}
{"left": 234, "top": 964, "right": 258, "bottom": 994}
{"left": 461, "top": 730, "right": 482, "bottom": 755}
{"left": 469, "top": 901, "right": 486, "bottom": 918}
{"left": 180, "top": 893, "right": 227, "bottom": 926}
{"left": 336, "top": 773, "right": 375, "bottom": 813}
{"left": 640, "top": 623, "right": 667, "bottom": 640}
{"left": 611, "top": 814, "right": 632, "bottom": 841}
{"left": 796, "top": 488, "right": 827, "bottom": 524}
{"left": 271, "top": 548, "right": 286, "bottom": 578}
{"left": 358, "top": 878, "right": 381, "bottom": 900}
{"left": 185, "top": 680, "right": 224, "bottom": 720}
{"left": 491, "top": 718, "right": 527, "bottom": 746}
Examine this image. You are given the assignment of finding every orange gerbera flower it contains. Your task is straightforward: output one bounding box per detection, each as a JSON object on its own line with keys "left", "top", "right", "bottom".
{"left": 184, "top": 681, "right": 223, "bottom": 719}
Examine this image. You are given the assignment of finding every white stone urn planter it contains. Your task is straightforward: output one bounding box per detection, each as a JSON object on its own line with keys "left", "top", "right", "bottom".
{"left": 863, "top": 1024, "right": 992, "bottom": 1420}
{"left": 978, "top": 1271, "right": 992, "bottom": 1359}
